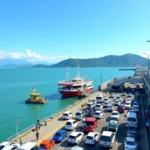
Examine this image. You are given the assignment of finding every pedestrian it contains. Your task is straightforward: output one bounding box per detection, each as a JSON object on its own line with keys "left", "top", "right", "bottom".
{"left": 37, "top": 117, "right": 40, "bottom": 125}
{"left": 35, "top": 125, "right": 38, "bottom": 131}
{"left": 38, "top": 124, "right": 41, "bottom": 129}
{"left": 146, "top": 121, "right": 149, "bottom": 130}
{"left": 44, "top": 120, "right": 47, "bottom": 126}
{"left": 19, "top": 139, "right": 23, "bottom": 146}
{"left": 36, "top": 131, "right": 39, "bottom": 140}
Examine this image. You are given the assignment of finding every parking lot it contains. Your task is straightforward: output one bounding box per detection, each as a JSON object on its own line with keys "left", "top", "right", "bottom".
{"left": 49, "top": 91, "right": 148, "bottom": 150}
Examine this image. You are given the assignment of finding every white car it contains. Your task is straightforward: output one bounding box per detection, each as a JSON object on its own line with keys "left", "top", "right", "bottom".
{"left": 91, "top": 99, "right": 97, "bottom": 106}
{"left": 87, "top": 102, "right": 95, "bottom": 109}
{"left": 85, "top": 132, "right": 99, "bottom": 145}
{"left": 132, "top": 104, "right": 139, "bottom": 113}
{"left": 110, "top": 111, "right": 120, "bottom": 121}
{"left": 62, "top": 111, "right": 73, "bottom": 120}
{"left": 2, "top": 144, "right": 20, "bottom": 150}
{"left": 96, "top": 94, "right": 103, "bottom": 103}
{"left": 107, "top": 104, "right": 114, "bottom": 112}
{"left": 124, "top": 137, "right": 138, "bottom": 150}
{"left": 125, "top": 98, "right": 132, "bottom": 103}
{"left": 0, "top": 142, "right": 13, "bottom": 150}
{"left": 124, "top": 101, "right": 131, "bottom": 109}
{"left": 114, "top": 99, "right": 120, "bottom": 106}
{"left": 68, "top": 132, "right": 84, "bottom": 144}
{"left": 99, "top": 131, "right": 115, "bottom": 148}
{"left": 94, "top": 110, "right": 104, "bottom": 119}
{"left": 103, "top": 98, "right": 110, "bottom": 107}
{"left": 95, "top": 104, "right": 103, "bottom": 111}
{"left": 115, "top": 96, "right": 121, "bottom": 101}
{"left": 80, "top": 118, "right": 86, "bottom": 128}
{"left": 107, "top": 120, "right": 119, "bottom": 135}
{"left": 65, "top": 119, "right": 79, "bottom": 130}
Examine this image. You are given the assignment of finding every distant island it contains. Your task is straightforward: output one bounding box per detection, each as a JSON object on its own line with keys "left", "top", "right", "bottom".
{"left": 32, "top": 53, "right": 147, "bottom": 68}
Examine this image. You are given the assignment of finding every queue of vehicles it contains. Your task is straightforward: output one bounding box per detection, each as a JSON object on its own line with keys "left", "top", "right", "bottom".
{"left": 0, "top": 91, "right": 141, "bottom": 150}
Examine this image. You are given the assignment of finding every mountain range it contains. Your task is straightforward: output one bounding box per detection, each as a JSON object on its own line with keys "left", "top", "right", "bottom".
{"left": 33, "top": 53, "right": 148, "bottom": 68}
{"left": 0, "top": 54, "right": 148, "bottom": 68}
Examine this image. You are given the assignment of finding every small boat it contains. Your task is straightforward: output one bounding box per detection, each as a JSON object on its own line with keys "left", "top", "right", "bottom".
{"left": 58, "top": 67, "right": 93, "bottom": 98}
{"left": 25, "top": 87, "right": 48, "bottom": 104}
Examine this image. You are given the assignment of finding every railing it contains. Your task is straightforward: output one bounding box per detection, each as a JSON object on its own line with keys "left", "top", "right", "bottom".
{"left": 7, "top": 99, "right": 81, "bottom": 142}
{"left": 7, "top": 124, "right": 35, "bottom": 141}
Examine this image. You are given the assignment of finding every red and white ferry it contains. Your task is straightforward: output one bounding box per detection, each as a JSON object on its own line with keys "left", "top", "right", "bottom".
{"left": 58, "top": 68, "right": 93, "bottom": 98}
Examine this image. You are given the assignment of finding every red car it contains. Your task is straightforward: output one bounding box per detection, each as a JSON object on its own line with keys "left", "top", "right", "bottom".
{"left": 83, "top": 117, "right": 98, "bottom": 132}
{"left": 117, "top": 104, "right": 125, "bottom": 113}
{"left": 39, "top": 140, "right": 55, "bottom": 150}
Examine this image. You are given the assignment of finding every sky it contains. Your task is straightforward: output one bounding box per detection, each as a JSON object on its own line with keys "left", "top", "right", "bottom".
{"left": 0, "top": 0, "right": 150, "bottom": 63}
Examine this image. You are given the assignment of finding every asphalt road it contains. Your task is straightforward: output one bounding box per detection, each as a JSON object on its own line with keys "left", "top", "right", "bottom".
{"left": 50, "top": 92, "right": 127, "bottom": 150}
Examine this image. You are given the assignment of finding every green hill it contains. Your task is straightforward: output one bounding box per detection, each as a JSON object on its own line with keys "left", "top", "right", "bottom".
{"left": 50, "top": 53, "right": 147, "bottom": 67}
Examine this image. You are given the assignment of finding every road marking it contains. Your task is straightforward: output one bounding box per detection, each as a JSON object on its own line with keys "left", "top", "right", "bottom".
{"left": 57, "top": 142, "right": 68, "bottom": 150}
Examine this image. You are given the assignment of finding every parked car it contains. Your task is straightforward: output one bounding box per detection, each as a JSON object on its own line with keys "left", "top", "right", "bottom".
{"left": 117, "top": 104, "right": 125, "bottom": 113}
{"left": 99, "top": 131, "right": 115, "bottom": 148}
{"left": 80, "top": 118, "right": 86, "bottom": 128}
{"left": 124, "top": 137, "right": 138, "bottom": 150}
{"left": 2, "top": 144, "right": 20, "bottom": 150}
{"left": 83, "top": 117, "right": 98, "bottom": 132}
{"left": 85, "top": 132, "right": 99, "bottom": 145}
{"left": 107, "top": 120, "right": 119, "bottom": 135}
{"left": 96, "top": 94, "right": 103, "bottom": 103}
{"left": 91, "top": 99, "right": 97, "bottom": 106}
{"left": 75, "top": 110, "right": 86, "bottom": 120}
{"left": 53, "top": 130, "right": 68, "bottom": 143}
{"left": 126, "top": 112, "right": 138, "bottom": 128}
{"left": 126, "top": 127, "right": 137, "bottom": 139}
{"left": 115, "top": 96, "right": 122, "bottom": 101}
{"left": 87, "top": 102, "right": 95, "bottom": 109}
{"left": 110, "top": 111, "right": 120, "bottom": 121}
{"left": 62, "top": 111, "right": 73, "bottom": 120}
{"left": 95, "top": 104, "right": 103, "bottom": 111}
{"left": 132, "top": 102, "right": 139, "bottom": 112}
{"left": 68, "top": 132, "right": 84, "bottom": 145}
{"left": 0, "top": 142, "right": 13, "bottom": 150}
{"left": 121, "top": 92, "right": 126, "bottom": 96}
{"left": 124, "top": 101, "right": 131, "bottom": 110}
{"left": 39, "top": 140, "right": 55, "bottom": 150}
{"left": 103, "top": 98, "right": 110, "bottom": 107}
{"left": 109, "top": 94, "right": 115, "bottom": 99}
{"left": 94, "top": 110, "right": 104, "bottom": 119}
{"left": 71, "top": 146, "right": 84, "bottom": 150}
{"left": 107, "top": 104, "right": 114, "bottom": 112}
{"left": 65, "top": 119, "right": 79, "bottom": 130}
{"left": 114, "top": 99, "right": 120, "bottom": 106}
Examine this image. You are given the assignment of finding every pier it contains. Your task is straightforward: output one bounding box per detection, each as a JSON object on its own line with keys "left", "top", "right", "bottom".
{"left": 6, "top": 71, "right": 150, "bottom": 150}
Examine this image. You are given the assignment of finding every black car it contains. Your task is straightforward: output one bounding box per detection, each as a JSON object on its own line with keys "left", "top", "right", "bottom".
{"left": 126, "top": 127, "right": 137, "bottom": 139}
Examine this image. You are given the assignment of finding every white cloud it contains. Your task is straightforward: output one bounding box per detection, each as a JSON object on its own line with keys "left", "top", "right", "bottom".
{"left": 0, "top": 49, "right": 69, "bottom": 63}
{"left": 140, "top": 50, "right": 150, "bottom": 58}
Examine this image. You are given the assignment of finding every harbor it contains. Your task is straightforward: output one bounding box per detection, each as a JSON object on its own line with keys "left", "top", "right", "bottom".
{"left": 3, "top": 66, "right": 149, "bottom": 150}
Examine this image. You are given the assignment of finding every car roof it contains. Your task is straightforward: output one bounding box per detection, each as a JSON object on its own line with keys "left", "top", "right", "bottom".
{"left": 17, "top": 142, "right": 36, "bottom": 150}
{"left": 70, "top": 132, "right": 81, "bottom": 136}
{"left": 96, "top": 104, "right": 101, "bottom": 106}
{"left": 71, "top": 146, "right": 84, "bottom": 150}
{"left": 85, "top": 117, "right": 96, "bottom": 122}
{"left": 67, "top": 119, "right": 76, "bottom": 123}
{"left": 87, "top": 132, "right": 99, "bottom": 137}
{"left": 112, "top": 111, "right": 118, "bottom": 113}
{"left": 76, "top": 110, "right": 83, "bottom": 113}
{"left": 56, "top": 129, "right": 65, "bottom": 134}
{"left": 127, "top": 137, "right": 135, "bottom": 142}
{"left": 0, "top": 142, "right": 11, "bottom": 146}
{"left": 95, "top": 110, "right": 101, "bottom": 113}
{"left": 102, "top": 131, "right": 112, "bottom": 137}
{"left": 107, "top": 104, "right": 113, "bottom": 106}
{"left": 87, "top": 102, "right": 93, "bottom": 104}
{"left": 3, "top": 144, "right": 20, "bottom": 150}
{"left": 109, "top": 120, "right": 118, "bottom": 126}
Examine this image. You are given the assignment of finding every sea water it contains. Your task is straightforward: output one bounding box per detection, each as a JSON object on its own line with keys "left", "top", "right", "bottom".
{"left": 0, "top": 67, "right": 133, "bottom": 142}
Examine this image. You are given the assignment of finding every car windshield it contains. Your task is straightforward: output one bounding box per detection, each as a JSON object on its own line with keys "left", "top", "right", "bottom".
{"left": 112, "top": 112, "right": 118, "bottom": 115}
{"left": 86, "top": 121, "right": 94, "bottom": 126}
{"left": 87, "top": 136, "right": 93, "bottom": 140}
{"left": 100, "top": 135, "right": 111, "bottom": 142}
{"left": 66, "top": 122, "right": 72, "bottom": 125}
{"left": 63, "top": 114, "right": 68, "bottom": 116}
{"left": 126, "top": 141, "right": 136, "bottom": 145}
{"left": 125, "top": 102, "right": 130, "bottom": 105}
{"left": 95, "top": 113, "right": 100, "bottom": 115}
{"left": 0, "top": 145, "right": 5, "bottom": 150}
{"left": 128, "top": 118, "right": 136, "bottom": 121}
{"left": 69, "top": 135, "right": 76, "bottom": 139}
{"left": 76, "top": 112, "right": 81, "bottom": 116}
{"left": 108, "top": 128, "right": 116, "bottom": 133}
{"left": 128, "top": 127, "right": 136, "bottom": 132}
{"left": 40, "top": 144, "right": 46, "bottom": 148}
{"left": 87, "top": 104, "right": 92, "bottom": 107}
{"left": 96, "top": 97, "right": 102, "bottom": 99}
{"left": 55, "top": 132, "right": 61, "bottom": 136}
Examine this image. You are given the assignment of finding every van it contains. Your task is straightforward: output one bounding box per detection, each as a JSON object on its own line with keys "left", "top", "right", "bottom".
{"left": 17, "top": 142, "right": 37, "bottom": 150}
{"left": 96, "top": 94, "right": 103, "bottom": 103}
{"left": 83, "top": 117, "right": 98, "bottom": 132}
{"left": 126, "top": 112, "right": 138, "bottom": 128}
{"left": 75, "top": 110, "right": 85, "bottom": 120}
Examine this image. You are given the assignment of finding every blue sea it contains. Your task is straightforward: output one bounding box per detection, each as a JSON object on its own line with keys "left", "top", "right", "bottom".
{"left": 0, "top": 67, "right": 133, "bottom": 142}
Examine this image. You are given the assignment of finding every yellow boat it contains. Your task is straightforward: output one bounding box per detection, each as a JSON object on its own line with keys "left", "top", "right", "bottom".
{"left": 25, "top": 87, "right": 48, "bottom": 104}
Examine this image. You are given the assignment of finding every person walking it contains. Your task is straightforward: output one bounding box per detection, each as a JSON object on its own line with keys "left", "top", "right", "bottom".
{"left": 44, "top": 120, "right": 47, "bottom": 126}
{"left": 36, "top": 131, "right": 39, "bottom": 140}
{"left": 19, "top": 139, "right": 23, "bottom": 146}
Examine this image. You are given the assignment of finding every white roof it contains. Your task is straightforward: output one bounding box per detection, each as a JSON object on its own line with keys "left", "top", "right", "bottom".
{"left": 17, "top": 142, "right": 36, "bottom": 150}
{"left": 87, "top": 132, "right": 99, "bottom": 137}
{"left": 95, "top": 110, "right": 102, "bottom": 113}
{"left": 0, "top": 142, "right": 11, "bottom": 147}
{"left": 107, "top": 104, "right": 113, "bottom": 106}
{"left": 102, "top": 131, "right": 112, "bottom": 137}
{"left": 71, "top": 146, "right": 84, "bottom": 150}
{"left": 2, "top": 144, "right": 20, "bottom": 150}
{"left": 70, "top": 132, "right": 81, "bottom": 137}
{"left": 127, "top": 137, "right": 135, "bottom": 142}
{"left": 87, "top": 102, "right": 93, "bottom": 104}
{"left": 67, "top": 119, "right": 76, "bottom": 123}
{"left": 112, "top": 111, "right": 119, "bottom": 113}
{"left": 127, "top": 111, "right": 137, "bottom": 117}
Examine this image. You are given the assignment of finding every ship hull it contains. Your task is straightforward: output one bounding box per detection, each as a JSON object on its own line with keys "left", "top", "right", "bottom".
{"left": 59, "top": 87, "right": 93, "bottom": 98}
